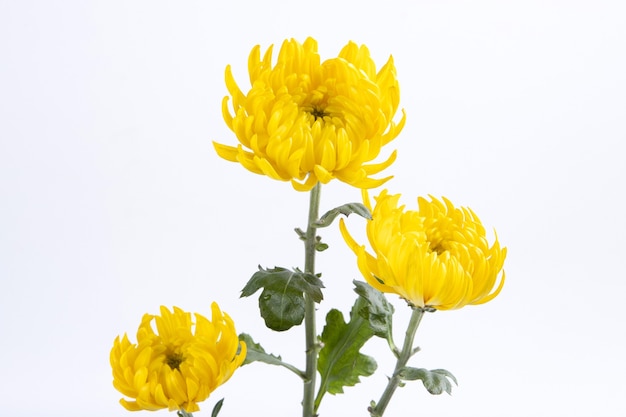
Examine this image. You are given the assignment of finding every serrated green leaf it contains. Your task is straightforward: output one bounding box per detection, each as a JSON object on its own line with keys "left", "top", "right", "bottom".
{"left": 240, "top": 267, "right": 324, "bottom": 331}
{"left": 353, "top": 280, "right": 394, "bottom": 339}
{"left": 238, "top": 333, "right": 283, "bottom": 366}
{"left": 316, "top": 297, "right": 377, "bottom": 408}
{"left": 313, "top": 202, "right": 372, "bottom": 228}
{"left": 241, "top": 266, "right": 324, "bottom": 303}
{"left": 211, "top": 398, "right": 224, "bottom": 417}
{"left": 430, "top": 368, "right": 458, "bottom": 386}
{"left": 238, "top": 333, "right": 305, "bottom": 378}
{"left": 259, "top": 286, "right": 305, "bottom": 331}
{"left": 398, "top": 367, "right": 458, "bottom": 395}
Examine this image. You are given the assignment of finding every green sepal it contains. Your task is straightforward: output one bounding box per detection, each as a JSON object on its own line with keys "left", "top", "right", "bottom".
{"left": 210, "top": 398, "right": 224, "bottom": 417}
{"left": 398, "top": 367, "right": 458, "bottom": 395}
{"left": 312, "top": 202, "right": 372, "bottom": 228}
{"left": 316, "top": 296, "right": 377, "bottom": 406}
{"left": 353, "top": 280, "right": 394, "bottom": 339}
{"left": 241, "top": 266, "right": 324, "bottom": 331}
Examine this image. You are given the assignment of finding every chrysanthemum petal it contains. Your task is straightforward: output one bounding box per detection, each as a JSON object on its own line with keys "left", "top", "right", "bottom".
{"left": 110, "top": 305, "right": 246, "bottom": 412}
{"left": 291, "top": 173, "right": 319, "bottom": 191}
{"left": 212, "top": 142, "right": 239, "bottom": 162}
{"left": 341, "top": 191, "right": 506, "bottom": 310}
{"left": 349, "top": 174, "right": 394, "bottom": 190}
{"left": 362, "top": 150, "right": 397, "bottom": 175}
{"left": 214, "top": 37, "right": 404, "bottom": 191}
{"left": 471, "top": 271, "right": 506, "bottom": 305}
{"left": 120, "top": 398, "right": 142, "bottom": 411}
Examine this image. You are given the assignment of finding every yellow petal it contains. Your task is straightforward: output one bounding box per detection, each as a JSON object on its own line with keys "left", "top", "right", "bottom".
{"left": 214, "top": 37, "right": 404, "bottom": 191}
{"left": 212, "top": 142, "right": 239, "bottom": 162}
{"left": 341, "top": 190, "right": 506, "bottom": 311}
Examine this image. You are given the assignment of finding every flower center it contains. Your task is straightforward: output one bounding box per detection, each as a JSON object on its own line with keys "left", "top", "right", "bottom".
{"left": 165, "top": 352, "right": 185, "bottom": 371}
{"left": 431, "top": 243, "right": 446, "bottom": 255}
{"left": 310, "top": 107, "right": 329, "bottom": 121}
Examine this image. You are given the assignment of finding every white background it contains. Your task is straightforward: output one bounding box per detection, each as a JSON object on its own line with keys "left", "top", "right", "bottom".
{"left": 1, "top": 1, "right": 625, "bottom": 416}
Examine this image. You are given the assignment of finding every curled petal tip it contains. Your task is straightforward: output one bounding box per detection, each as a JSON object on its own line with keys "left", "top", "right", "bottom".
{"left": 216, "top": 37, "right": 403, "bottom": 191}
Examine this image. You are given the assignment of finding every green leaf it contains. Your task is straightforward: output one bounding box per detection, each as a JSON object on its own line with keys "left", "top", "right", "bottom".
{"left": 294, "top": 227, "right": 307, "bottom": 241}
{"left": 316, "top": 297, "right": 377, "bottom": 407}
{"left": 241, "top": 266, "right": 324, "bottom": 302}
{"left": 258, "top": 286, "right": 305, "bottom": 331}
{"left": 398, "top": 367, "right": 458, "bottom": 395}
{"left": 353, "top": 280, "right": 394, "bottom": 339}
{"left": 238, "top": 333, "right": 283, "bottom": 366}
{"left": 315, "top": 242, "right": 329, "bottom": 252}
{"left": 313, "top": 202, "right": 372, "bottom": 228}
{"left": 238, "top": 333, "right": 305, "bottom": 379}
{"left": 211, "top": 398, "right": 224, "bottom": 417}
{"left": 241, "top": 266, "right": 325, "bottom": 331}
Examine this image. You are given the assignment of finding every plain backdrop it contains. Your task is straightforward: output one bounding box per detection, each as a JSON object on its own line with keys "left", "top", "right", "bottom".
{"left": 1, "top": 1, "right": 625, "bottom": 416}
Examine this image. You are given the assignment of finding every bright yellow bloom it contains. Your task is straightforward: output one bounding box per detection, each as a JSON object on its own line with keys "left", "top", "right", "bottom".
{"left": 340, "top": 190, "right": 506, "bottom": 310}
{"left": 110, "top": 304, "right": 246, "bottom": 412}
{"left": 214, "top": 37, "right": 406, "bottom": 191}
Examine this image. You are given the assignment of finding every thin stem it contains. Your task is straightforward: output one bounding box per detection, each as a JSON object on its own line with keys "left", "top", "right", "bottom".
{"left": 303, "top": 182, "right": 322, "bottom": 417}
{"left": 276, "top": 359, "right": 308, "bottom": 381}
{"left": 370, "top": 307, "right": 425, "bottom": 417}
{"left": 177, "top": 409, "right": 193, "bottom": 417}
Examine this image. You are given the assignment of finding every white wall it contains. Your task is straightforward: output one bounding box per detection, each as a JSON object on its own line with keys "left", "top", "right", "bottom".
{"left": 1, "top": 1, "right": 624, "bottom": 416}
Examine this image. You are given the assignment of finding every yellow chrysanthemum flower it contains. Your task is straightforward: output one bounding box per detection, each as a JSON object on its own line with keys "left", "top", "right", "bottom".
{"left": 214, "top": 37, "right": 406, "bottom": 191}
{"left": 340, "top": 190, "right": 506, "bottom": 310}
{"left": 110, "top": 304, "right": 246, "bottom": 412}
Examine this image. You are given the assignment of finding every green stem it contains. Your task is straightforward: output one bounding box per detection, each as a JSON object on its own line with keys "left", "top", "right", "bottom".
{"left": 277, "top": 359, "right": 308, "bottom": 381}
{"left": 177, "top": 409, "right": 193, "bottom": 417}
{"left": 303, "top": 182, "right": 322, "bottom": 417}
{"left": 370, "top": 307, "right": 425, "bottom": 417}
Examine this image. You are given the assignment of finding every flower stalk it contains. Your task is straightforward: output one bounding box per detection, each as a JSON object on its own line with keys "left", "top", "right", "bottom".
{"left": 370, "top": 307, "right": 425, "bottom": 417}
{"left": 109, "top": 37, "right": 509, "bottom": 417}
{"left": 303, "top": 182, "right": 322, "bottom": 417}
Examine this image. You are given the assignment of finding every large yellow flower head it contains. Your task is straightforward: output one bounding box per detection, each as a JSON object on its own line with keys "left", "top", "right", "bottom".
{"left": 110, "top": 304, "right": 246, "bottom": 412}
{"left": 340, "top": 190, "right": 506, "bottom": 310}
{"left": 214, "top": 37, "right": 406, "bottom": 191}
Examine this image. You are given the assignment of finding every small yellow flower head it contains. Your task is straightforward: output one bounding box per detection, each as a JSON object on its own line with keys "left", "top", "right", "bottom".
{"left": 340, "top": 190, "right": 506, "bottom": 310}
{"left": 110, "top": 304, "right": 246, "bottom": 412}
{"left": 214, "top": 37, "right": 406, "bottom": 191}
